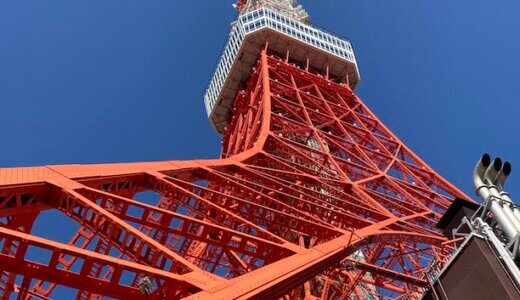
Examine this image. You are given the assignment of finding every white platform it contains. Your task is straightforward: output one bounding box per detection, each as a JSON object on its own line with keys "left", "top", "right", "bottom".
{"left": 204, "top": 7, "right": 360, "bottom": 134}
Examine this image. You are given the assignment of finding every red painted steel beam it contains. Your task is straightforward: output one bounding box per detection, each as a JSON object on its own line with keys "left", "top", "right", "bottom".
{"left": 344, "top": 258, "right": 428, "bottom": 286}
{"left": 0, "top": 225, "right": 201, "bottom": 299}
{"left": 77, "top": 187, "right": 297, "bottom": 259}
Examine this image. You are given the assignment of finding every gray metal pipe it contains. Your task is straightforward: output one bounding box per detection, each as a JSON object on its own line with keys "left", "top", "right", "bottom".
{"left": 473, "top": 155, "right": 518, "bottom": 241}
{"left": 483, "top": 157, "right": 502, "bottom": 185}
{"left": 473, "top": 154, "right": 492, "bottom": 200}
{"left": 502, "top": 204, "right": 520, "bottom": 233}
{"left": 474, "top": 217, "right": 520, "bottom": 287}
{"left": 491, "top": 161, "right": 520, "bottom": 232}
{"left": 496, "top": 161, "right": 512, "bottom": 190}
{"left": 493, "top": 161, "right": 520, "bottom": 233}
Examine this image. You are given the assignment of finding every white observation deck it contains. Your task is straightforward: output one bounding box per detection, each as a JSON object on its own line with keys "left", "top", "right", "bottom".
{"left": 204, "top": 6, "right": 360, "bottom": 134}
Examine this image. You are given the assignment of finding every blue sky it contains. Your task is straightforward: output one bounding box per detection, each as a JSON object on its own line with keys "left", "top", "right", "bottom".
{"left": 2, "top": 0, "right": 520, "bottom": 200}
{"left": 1, "top": 0, "right": 520, "bottom": 297}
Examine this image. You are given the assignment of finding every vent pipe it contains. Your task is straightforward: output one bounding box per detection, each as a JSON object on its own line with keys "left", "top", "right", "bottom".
{"left": 473, "top": 154, "right": 518, "bottom": 241}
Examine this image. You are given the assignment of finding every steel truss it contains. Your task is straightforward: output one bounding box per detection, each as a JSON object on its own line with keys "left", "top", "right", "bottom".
{"left": 0, "top": 50, "right": 471, "bottom": 299}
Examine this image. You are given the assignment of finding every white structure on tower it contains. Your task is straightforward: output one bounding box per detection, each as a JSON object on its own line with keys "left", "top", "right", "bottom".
{"left": 234, "top": 0, "right": 309, "bottom": 23}
{"left": 204, "top": 0, "right": 360, "bottom": 133}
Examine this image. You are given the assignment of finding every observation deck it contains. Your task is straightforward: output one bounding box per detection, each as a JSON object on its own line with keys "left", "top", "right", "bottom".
{"left": 204, "top": 7, "right": 360, "bottom": 134}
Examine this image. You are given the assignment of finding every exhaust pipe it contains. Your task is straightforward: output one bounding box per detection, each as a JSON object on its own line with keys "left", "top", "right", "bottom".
{"left": 473, "top": 154, "right": 518, "bottom": 241}
{"left": 485, "top": 159, "right": 520, "bottom": 232}
{"left": 494, "top": 161, "right": 520, "bottom": 231}
{"left": 473, "top": 153, "right": 491, "bottom": 197}
{"left": 496, "top": 161, "right": 512, "bottom": 204}
{"left": 492, "top": 161, "right": 520, "bottom": 230}
{"left": 484, "top": 157, "right": 502, "bottom": 185}
{"left": 496, "top": 161, "right": 512, "bottom": 191}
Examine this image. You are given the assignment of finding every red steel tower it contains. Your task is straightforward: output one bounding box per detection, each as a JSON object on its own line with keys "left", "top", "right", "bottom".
{"left": 0, "top": 1, "right": 473, "bottom": 299}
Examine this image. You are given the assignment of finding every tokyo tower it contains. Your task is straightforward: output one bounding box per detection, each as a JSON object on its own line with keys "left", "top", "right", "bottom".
{"left": 0, "top": 1, "right": 473, "bottom": 299}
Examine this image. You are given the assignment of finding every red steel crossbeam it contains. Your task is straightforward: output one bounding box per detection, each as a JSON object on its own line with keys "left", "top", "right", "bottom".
{"left": 0, "top": 50, "right": 472, "bottom": 299}
{"left": 0, "top": 225, "right": 200, "bottom": 299}
{"left": 344, "top": 259, "right": 428, "bottom": 287}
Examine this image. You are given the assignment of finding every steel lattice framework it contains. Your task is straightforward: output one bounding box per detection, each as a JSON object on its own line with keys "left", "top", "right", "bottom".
{"left": 0, "top": 50, "right": 472, "bottom": 299}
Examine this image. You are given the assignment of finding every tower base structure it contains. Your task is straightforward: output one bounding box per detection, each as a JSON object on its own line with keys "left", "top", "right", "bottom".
{"left": 423, "top": 236, "right": 520, "bottom": 300}
{"left": 0, "top": 51, "right": 471, "bottom": 299}
{"left": 425, "top": 175, "right": 520, "bottom": 300}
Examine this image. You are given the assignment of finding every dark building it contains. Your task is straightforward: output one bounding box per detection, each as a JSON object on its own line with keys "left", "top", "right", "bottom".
{"left": 423, "top": 198, "right": 520, "bottom": 300}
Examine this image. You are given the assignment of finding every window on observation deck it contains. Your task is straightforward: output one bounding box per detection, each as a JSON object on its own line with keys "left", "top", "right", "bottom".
{"left": 204, "top": 7, "right": 358, "bottom": 118}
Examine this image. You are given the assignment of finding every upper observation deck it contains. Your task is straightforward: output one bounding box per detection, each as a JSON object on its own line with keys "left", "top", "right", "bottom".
{"left": 204, "top": 7, "right": 360, "bottom": 134}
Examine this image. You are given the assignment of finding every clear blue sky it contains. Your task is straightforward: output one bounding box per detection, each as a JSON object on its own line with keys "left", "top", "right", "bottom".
{"left": 1, "top": 0, "right": 520, "bottom": 297}
{"left": 2, "top": 0, "right": 520, "bottom": 202}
